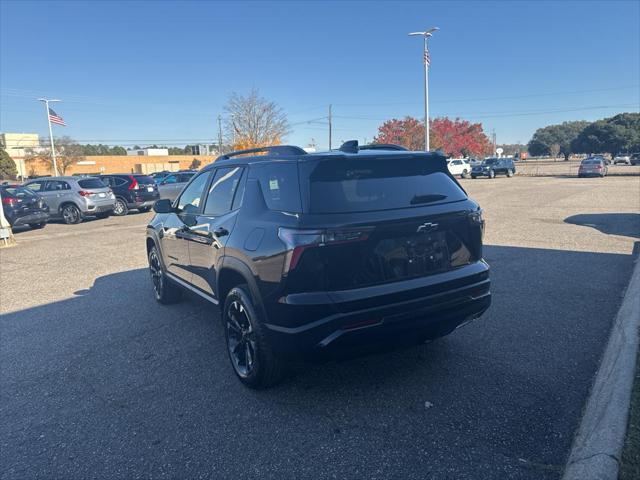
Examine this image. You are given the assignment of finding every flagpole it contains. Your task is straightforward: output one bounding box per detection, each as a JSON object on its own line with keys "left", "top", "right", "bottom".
{"left": 424, "top": 36, "right": 429, "bottom": 152}
{"left": 38, "top": 98, "right": 59, "bottom": 176}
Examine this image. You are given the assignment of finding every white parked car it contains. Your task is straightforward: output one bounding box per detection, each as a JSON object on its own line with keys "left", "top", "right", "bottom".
{"left": 447, "top": 159, "right": 472, "bottom": 178}
{"left": 613, "top": 154, "right": 631, "bottom": 165}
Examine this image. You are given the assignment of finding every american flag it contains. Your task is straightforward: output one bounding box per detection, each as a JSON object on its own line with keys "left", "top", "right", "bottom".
{"left": 48, "top": 108, "right": 66, "bottom": 127}
{"left": 424, "top": 47, "right": 431, "bottom": 66}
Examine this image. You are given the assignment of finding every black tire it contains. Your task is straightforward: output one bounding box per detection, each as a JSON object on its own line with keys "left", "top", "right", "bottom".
{"left": 223, "top": 284, "right": 286, "bottom": 389}
{"left": 471, "top": 175, "right": 477, "bottom": 179}
{"left": 148, "top": 245, "right": 182, "bottom": 304}
{"left": 138, "top": 206, "right": 151, "bottom": 213}
{"left": 488, "top": 170, "right": 495, "bottom": 179}
{"left": 113, "top": 198, "right": 129, "bottom": 216}
{"left": 506, "top": 169, "right": 513, "bottom": 178}
{"left": 29, "top": 222, "right": 46, "bottom": 229}
{"left": 460, "top": 169, "right": 469, "bottom": 179}
{"left": 60, "top": 204, "right": 82, "bottom": 224}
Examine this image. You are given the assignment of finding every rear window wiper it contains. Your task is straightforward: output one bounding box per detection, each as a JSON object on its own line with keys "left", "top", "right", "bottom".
{"left": 410, "top": 194, "right": 447, "bottom": 205}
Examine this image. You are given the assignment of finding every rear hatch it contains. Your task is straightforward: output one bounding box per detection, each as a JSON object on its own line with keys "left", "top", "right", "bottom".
{"left": 77, "top": 177, "right": 113, "bottom": 204}
{"left": 283, "top": 154, "right": 484, "bottom": 299}
{"left": 131, "top": 175, "right": 159, "bottom": 200}
{"left": 1, "top": 186, "right": 47, "bottom": 216}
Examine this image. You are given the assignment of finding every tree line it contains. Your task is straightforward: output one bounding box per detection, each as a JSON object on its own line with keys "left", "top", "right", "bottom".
{"left": 527, "top": 113, "right": 639, "bottom": 160}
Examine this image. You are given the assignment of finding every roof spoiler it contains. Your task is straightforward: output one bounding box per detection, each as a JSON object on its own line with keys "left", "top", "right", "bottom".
{"left": 339, "top": 140, "right": 409, "bottom": 153}
{"left": 217, "top": 145, "right": 307, "bottom": 160}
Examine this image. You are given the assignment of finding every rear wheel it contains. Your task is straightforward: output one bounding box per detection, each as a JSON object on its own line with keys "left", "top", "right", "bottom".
{"left": 29, "top": 222, "right": 46, "bottom": 229}
{"left": 148, "top": 245, "right": 182, "bottom": 304}
{"left": 488, "top": 170, "right": 495, "bottom": 179}
{"left": 506, "top": 168, "right": 513, "bottom": 177}
{"left": 460, "top": 169, "right": 469, "bottom": 179}
{"left": 61, "top": 204, "right": 82, "bottom": 224}
{"left": 113, "top": 198, "right": 128, "bottom": 216}
{"left": 223, "top": 284, "right": 286, "bottom": 389}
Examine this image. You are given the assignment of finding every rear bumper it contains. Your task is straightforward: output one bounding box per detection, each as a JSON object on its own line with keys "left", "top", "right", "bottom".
{"left": 11, "top": 211, "right": 50, "bottom": 226}
{"left": 85, "top": 204, "right": 114, "bottom": 214}
{"left": 128, "top": 199, "right": 157, "bottom": 209}
{"left": 263, "top": 261, "right": 491, "bottom": 360}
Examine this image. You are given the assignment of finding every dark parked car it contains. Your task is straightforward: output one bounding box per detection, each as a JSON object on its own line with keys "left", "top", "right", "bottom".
{"left": 578, "top": 157, "right": 608, "bottom": 177}
{"left": 471, "top": 157, "right": 516, "bottom": 179}
{"left": 99, "top": 174, "right": 159, "bottom": 216}
{"left": 630, "top": 153, "right": 640, "bottom": 166}
{"left": 0, "top": 184, "right": 50, "bottom": 229}
{"left": 146, "top": 142, "right": 491, "bottom": 388}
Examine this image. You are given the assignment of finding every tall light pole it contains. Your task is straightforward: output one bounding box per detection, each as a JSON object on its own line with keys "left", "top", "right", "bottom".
{"left": 38, "top": 98, "right": 61, "bottom": 176}
{"left": 409, "top": 27, "right": 438, "bottom": 151}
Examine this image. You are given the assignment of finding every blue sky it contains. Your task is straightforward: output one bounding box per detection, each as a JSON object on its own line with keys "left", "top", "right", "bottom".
{"left": 1, "top": 0, "right": 638, "bottom": 149}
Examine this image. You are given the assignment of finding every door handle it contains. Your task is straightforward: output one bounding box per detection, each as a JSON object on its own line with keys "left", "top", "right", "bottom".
{"left": 213, "top": 227, "right": 228, "bottom": 237}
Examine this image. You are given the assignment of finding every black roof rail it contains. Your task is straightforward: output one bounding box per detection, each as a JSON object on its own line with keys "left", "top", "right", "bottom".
{"left": 359, "top": 143, "right": 408, "bottom": 151}
{"left": 217, "top": 145, "right": 307, "bottom": 160}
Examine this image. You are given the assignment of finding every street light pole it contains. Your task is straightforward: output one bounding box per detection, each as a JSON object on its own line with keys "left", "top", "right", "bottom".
{"left": 409, "top": 27, "right": 438, "bottom": 151}
{"left": 38, "top": 98, "right": 61, "bottom": 176}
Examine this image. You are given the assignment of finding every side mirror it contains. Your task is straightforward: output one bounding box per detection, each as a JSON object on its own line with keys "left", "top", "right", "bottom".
{"left": 153, "top": 199, "right": 174, "bottom": 214}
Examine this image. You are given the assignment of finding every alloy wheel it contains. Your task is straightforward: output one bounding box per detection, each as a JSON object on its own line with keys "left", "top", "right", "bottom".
{"left": 226, "top": 300, "right": 257, "bottom": 378}
{"left": 62, "top": 205, "right": 80, "bottom": 224}
{"left": 114, "top": 199, "right": 127, "bottom": 216}
{"left": 148, "top": 249, "right": 164, "bottom": 300}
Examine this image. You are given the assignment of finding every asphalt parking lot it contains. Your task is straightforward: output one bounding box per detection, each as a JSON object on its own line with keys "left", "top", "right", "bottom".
{"left": 1, "top": 176, "right": 639, "bottom": 479}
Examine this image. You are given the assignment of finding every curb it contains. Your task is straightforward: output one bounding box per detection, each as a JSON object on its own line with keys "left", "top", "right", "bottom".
{"left": 562, "top": 252, "right": 640, "bottom": 480}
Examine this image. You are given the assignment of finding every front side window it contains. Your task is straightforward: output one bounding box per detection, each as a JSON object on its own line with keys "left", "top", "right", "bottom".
{"left": 45, "top": 180, "right": 71, "bottom": 191}
{"left": 203, "top": 167, "right": 243, "bottom": 216}
{"left": 163, "top": 174, "right": 178, "bottom": 184}
{"left": 176, "top": 172, "right": 210, "bottom": 214}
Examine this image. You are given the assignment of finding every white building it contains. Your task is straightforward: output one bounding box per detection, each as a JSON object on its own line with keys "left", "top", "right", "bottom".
{"left": 127, "top": 148, "right": 169, "bottom": 156}
{"left": 0, "top": 132, "right": 41, "bottom": 179}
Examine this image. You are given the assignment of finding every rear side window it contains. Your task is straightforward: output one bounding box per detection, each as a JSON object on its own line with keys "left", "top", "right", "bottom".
{"left": 252, "top": 163, "right": 301, "bottom": 212}
{"left": 78, "top": 178, "right": 106, "bottom": 189}
{"left": 302, "top": 156, "right": 466, "bottom": 214}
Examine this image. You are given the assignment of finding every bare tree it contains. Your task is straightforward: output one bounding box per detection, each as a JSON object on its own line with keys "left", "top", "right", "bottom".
{"left": 25, "top": 136, "right": 85, "bottom": 175}
{"left": 224, "top": 89, "right": 289, "bottom": 150}
{"left": 549, "top": 143, "right": 561, "bottom": 160}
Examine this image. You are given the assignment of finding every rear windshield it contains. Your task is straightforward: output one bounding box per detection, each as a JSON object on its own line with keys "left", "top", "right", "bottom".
{"left": 1, "top": 186, "right": 36, "bottom": 198}
{"left": 78, "top": 178, "right": 107, "bottom": 189}
{"left": 303, "top": 156, "right": 467, "bottom": 214}
{"left": 483, "top": 158, "right": 498, "bottom": 165}
{"left": 583, "top": 159, "right": 601, "bottom": 165}
{"left": 134, "top": 175, "right": 155, "bottom": 184}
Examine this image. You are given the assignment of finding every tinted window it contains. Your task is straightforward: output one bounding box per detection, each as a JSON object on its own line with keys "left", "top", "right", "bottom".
{"left": 303, "top": 156, "right": 466, "bottom": 214}
{"left": 203, "top": 167, "right": 243, "bottom": 216}
{"left": 1, "top": 186, "right": 36, "bottom": 198}
{"left": 483, "top": 159, "right": 498, "bottom": 165}
{"left": 45, "top": 180, "right": 71, "bottom": 191}
{"left": 252, "top": 163, "right": 301, "bottom": 212}
{"left": 113, "top": 177, "right": 128, "bottom": 187}
{"left": 178, "top": 173, "right": 195, "bottom": 183}
{"left": 78, "top": 178, "right": 106, "bottom": 189}
{"left": 133, "top": 175, "right": 154, "bottom": 185}
{"left": 176, "top": 172, "right": 210, "bottom": 214}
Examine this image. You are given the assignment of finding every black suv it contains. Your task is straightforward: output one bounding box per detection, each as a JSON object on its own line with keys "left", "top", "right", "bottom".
{"left": 99, "top": 174, "right": 159, "bottom": 215}
{"left": 471, "top": 157, "right": 516, "bottom": 179}
{"left": 146, "top": 142, "right": 491, "bottom": 388}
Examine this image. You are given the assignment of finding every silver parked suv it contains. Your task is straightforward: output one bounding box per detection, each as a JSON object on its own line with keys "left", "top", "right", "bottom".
{"left": 23, "top": 176, "right": 115, "bottom": 224}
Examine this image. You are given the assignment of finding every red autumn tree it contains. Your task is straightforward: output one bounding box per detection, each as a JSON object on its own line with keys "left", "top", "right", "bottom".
{"left": 430, "top": 117, "right": 492, "bottom": 157}
{"left": 373, "top": 116, "right": 491, "bottom": 157}
{"left": 373, "top": 116, "right": 425, "bottom": 151}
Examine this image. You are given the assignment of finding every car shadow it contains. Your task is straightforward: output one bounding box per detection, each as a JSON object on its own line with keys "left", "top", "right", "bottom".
{"left": 1, "top": 243, "right": 637, "bottom": 478}
{"left": 565, "top": 213, "right": 640, "bottom": 239}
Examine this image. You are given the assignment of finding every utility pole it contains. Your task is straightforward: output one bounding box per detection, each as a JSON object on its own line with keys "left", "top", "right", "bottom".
{"left": 409, "top": 27, "right": 438, "bottom": 151}
{"left": 217, "top": 115, "right": 223, "bottom": 155}
{"left": 328, "top": 104, "right": 332, "bottom": 150}
{"left": 38, "top": 98, "right": 60, "bottom": 176}
{"left": 492, "top": 128, "right": 497, "bottom": 156}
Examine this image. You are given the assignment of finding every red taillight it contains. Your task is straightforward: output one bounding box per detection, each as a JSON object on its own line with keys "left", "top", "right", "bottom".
{"left": 278, "top": 227, "right": 372, "bottom": 271}
{"left": 1, "top": 196, "right": 16, "bottom": 206}
{"left": 596, "top": 165, "right": 602, "bottom": 169}
{"left": 128, "top": 176, "right": 139, "bottom": 190}
{"left": 78, "top": 190, "right": 92, "bottom": 197}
